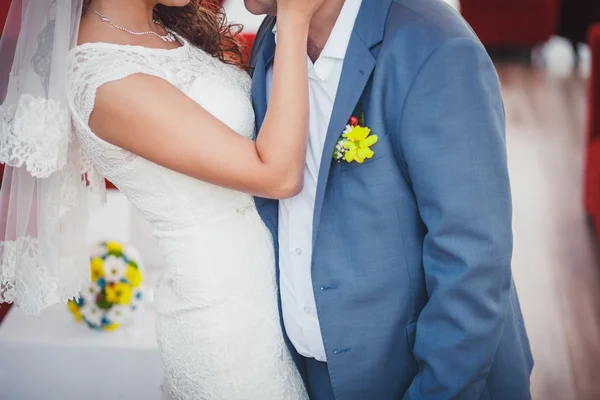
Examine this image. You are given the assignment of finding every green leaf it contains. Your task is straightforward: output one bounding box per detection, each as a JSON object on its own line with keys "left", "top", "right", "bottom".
{"left": 96, "top": 297, "right": 112, "bottom": 310}
{"left": 108, "top": 250, "right": 123, "bottom": 258}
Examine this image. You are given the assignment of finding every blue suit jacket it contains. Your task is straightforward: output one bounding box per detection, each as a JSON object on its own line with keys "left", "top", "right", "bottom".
{"left": 250, "top": 0, "right": 533, "bottom": 398}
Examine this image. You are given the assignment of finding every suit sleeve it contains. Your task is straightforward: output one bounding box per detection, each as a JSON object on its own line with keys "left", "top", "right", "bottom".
{"left": 397, "top": 37, "right": 513, "bottom": 399}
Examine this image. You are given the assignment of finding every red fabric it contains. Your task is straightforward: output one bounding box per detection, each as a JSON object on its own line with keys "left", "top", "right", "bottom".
{"left": 590, "top": 25, "right": 600, "bottom": 143}
{"left": 459, "top": 0, "right": 559, "bottom": 46}
{"left": 241, "top": 32, "right": 256, "bottom": 64}
{"left": 0, "top": 303, "right": 10, "bottom": 325}
{"left": 0, "top": 1, "right": 8, "bottom": 189}
{"left": 0, "top": 0, "right": 10, "bottom": 37}
{"left": 584, "top": 25, "right": 600, "bottom": 231}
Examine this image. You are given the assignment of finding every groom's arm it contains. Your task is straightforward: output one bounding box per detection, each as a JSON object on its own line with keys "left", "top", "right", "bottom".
{"left": 395, "top": 37, "right": 512, "bottom": 399}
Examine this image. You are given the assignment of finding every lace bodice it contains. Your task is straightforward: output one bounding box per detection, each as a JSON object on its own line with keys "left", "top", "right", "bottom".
{"left": 68, "top": 36, "right": 256, "bottom": 231}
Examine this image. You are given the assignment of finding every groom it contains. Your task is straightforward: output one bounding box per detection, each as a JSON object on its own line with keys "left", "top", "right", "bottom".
{"left": 247, "top": 0, "right": 533, "bottom": 398}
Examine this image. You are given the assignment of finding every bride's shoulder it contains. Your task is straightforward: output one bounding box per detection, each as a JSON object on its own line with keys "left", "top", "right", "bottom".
{"left": 67, "top": 43, "right": 167, "bottom": 119}
{"left": 69, "top": 42, "right": 153, "bottom": 75}
{"left": 67, "top": 42, "right": 171, "bottom": 102}
{"left": 69, "top": 21, "right": 169, "bottom": 76}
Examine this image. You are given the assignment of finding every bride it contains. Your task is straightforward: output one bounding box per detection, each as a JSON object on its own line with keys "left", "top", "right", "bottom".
{"left": 0, "top": 0, "right": 324, "bottom": 398}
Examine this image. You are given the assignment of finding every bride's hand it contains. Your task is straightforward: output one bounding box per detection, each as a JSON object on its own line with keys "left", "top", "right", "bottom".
{"left": 276, "top": 0, "right": 326, "bottom": 22}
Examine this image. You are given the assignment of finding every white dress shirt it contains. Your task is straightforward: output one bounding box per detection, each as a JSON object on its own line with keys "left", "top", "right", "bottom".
{"left": 266, "top": 0, "right": 363, "bottom": 362}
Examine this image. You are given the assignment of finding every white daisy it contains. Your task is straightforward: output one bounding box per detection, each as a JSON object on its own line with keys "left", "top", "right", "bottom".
{"left": 106, "top": 304, "right": 130, "bottom": 324}
{"left": 130, "top": 288, "right": 145, "bottom": 310}
{"left": 80, "top": 302, "right": 104, "bottom": 327}
{"left": 103, "top": 255, "right": 129, "bottom": 282}
{"left": 81, "top": 282, "right": 101, "bottom": 303}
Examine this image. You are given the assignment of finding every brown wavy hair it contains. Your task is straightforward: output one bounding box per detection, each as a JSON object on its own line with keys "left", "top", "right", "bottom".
{"left": 82, "top": 0, "right": 246, "bottom": 68}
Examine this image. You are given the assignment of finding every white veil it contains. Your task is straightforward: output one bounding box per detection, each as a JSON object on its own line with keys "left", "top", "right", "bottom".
{"left": 0, "top": 0, "right": 106, "bottom": 315}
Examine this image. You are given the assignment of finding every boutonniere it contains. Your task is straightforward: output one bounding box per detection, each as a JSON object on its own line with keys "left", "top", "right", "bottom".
{"left": 333, "top": 113, "right": 378, "bottom": 164}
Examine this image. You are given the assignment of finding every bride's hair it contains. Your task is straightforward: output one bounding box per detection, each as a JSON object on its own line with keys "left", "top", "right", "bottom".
{"left": 82, "top": 0, "right": 247, "bottom": 68}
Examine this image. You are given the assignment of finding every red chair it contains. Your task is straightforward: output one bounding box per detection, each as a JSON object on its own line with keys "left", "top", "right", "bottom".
{"left": 584, "top": 24, "right": 600, "bottom": 234}
{"left": 0, "top": 0, "right": 10, "bottom": 35}
{"left": 241, "top": 32, "right": 256, "bottom": 63}
{"left": 459, "top": 0, "right": 559, "bottom": 47}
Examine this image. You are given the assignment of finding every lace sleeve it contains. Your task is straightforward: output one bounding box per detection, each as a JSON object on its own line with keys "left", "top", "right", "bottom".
{"left": 69, "top": 46, "right": 167, "bottom": 124}
{"left": 68, "top": 46, "right": 169, "bottom": 182}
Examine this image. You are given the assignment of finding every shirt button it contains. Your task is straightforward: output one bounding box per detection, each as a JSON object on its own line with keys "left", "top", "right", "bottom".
{"left": 303, "top": 307, "right": 311, "bottom": 314}
{"left": 295, "top": 248, "right": 302, "bottom": 255}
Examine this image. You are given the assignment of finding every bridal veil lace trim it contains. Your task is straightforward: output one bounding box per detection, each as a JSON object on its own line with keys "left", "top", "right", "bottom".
{"left": 0, "top": 95, "right": 70, "bottom": 178}
{"left": 0, "top": 95, "right": 106, "bottom": 315}
{"left": 0, "top": 95, "right": 105, "bottom": 314}
{"left": 0, "top": 0, "right": 104, "bottom": 315}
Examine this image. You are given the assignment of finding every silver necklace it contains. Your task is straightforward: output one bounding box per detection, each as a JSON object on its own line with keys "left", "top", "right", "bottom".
{"left": 87, "top": 8, "right": 177, "bottom": 43}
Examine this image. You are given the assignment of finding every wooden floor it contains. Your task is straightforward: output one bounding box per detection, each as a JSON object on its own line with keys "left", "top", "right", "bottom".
{"left": 500, "top": 61, "right": 600, "bottom": 400}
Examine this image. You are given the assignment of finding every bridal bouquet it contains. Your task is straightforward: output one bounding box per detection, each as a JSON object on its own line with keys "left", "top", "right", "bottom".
{"left": 68, "top": 241, "right": 144, "bottom": 332}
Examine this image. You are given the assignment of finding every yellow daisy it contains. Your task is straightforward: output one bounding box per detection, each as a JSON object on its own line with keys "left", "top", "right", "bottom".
{"left": 103, "top": 323, "right": 121, "bottom": 332}
{"left": 67, "top": 300, "right": 84, "bottom": 323}
{"left": 90, "top": 257, "right": 105, "bottom": 282}
{"left": 342, "top": 126, "right": 378, "bottom": 163}
{"left": 105, "top": 282, "right": 133, "bottom": 305}
{"left": 106, "top": 241, "right": 123, "bottom": 254}
{"left": 125, "top": 264, "right": 143, "bottom": 288}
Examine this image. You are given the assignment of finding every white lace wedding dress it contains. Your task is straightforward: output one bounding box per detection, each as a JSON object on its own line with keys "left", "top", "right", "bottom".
{"left": 68, "top": 35, "right": 307, "bottom": 400}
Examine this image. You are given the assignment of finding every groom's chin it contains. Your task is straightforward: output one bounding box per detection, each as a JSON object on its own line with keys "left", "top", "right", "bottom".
{"left": 243, "top": 0, "right": 276, "bottom": 16}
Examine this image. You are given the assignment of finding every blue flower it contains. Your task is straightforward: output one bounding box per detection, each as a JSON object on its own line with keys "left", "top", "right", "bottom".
{"left": 76, "top": 297, "right": 85, "bottom": 307}
{"left": 97, "top": 278, "right": 106, "bottom": 289}
{"left": 85, "top": 319, "right": 102, "bottom": 331}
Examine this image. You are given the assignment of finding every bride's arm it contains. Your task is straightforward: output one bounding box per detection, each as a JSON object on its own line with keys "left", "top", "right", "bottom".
{"left": 88, "top": 5, "right": 318, "bottom": 199}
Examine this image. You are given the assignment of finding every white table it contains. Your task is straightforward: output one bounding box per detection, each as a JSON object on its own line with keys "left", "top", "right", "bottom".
{"left": 0, "top": 290, "right": 164, "bottom": 399}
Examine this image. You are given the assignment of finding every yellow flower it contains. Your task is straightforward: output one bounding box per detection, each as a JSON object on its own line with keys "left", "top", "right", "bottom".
{"left": 102, "top": 324, "right": 121, "bottom": 332}
{"left": 103, "top": 323, "right": 121, "bottom": 332}
{"left": 105, "top": 282, "right": 133, "bottom": 305}
{"left": 125, "top": 265, "right": 143, "bottom": 288}
{"left": 67, "top": 299, "right": 79, "bottom": 313}
{"left": 67, "top": 300, "right": 83, "bottom": 323}
{"left": 106, "top": 241, "right": 123, "bottom": 254}
{"left": 90, "top": 257, "right": 105, "bottom": 282}
{"left": 342, "top": 126, "right": 378, "bottom": 163}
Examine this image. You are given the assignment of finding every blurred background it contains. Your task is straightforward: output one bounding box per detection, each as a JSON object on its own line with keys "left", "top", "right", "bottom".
{"left": 1, "top": 0, "right": 600, "bottom": 399}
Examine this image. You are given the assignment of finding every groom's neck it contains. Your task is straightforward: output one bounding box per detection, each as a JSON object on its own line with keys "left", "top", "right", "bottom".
{"left": 306, "top": 0, "right": 345, "bottom": 62}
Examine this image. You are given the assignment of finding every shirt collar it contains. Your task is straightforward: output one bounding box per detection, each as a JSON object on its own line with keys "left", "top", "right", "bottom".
{"left": 272, "top": 0, "right": 362, "bottom": 62}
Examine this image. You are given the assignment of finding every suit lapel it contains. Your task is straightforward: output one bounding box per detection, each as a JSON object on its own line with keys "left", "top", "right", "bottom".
{"left": 251, "top": 29, "right": 276, "bottom": 132}
{"left": 311, "top": 0, "right": 392, "bottom": 246}
{"left": 311, "top": 35, "right": 376, "bottom": 246}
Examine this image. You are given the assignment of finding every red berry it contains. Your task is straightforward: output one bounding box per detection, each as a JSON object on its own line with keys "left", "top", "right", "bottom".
{"left": 349, "top": 116, "right": 359, "bottom": 126}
